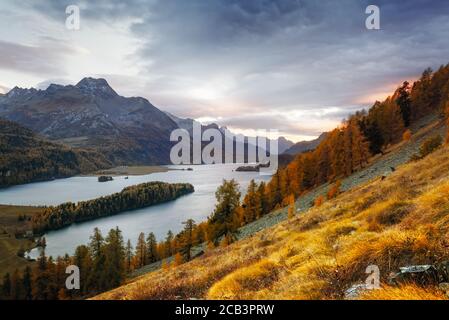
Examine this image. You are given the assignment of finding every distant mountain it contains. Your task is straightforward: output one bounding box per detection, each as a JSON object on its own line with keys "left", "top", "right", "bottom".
{"left": 165, "top": 112, "right": 198, "bottom": 136}
{"left": 0, "top": 118, "right": 111, "bottom": 188}
{"left": 0, "top": 78, "right": 179, "bottom": 165}
{"left": 165, "top": 112, "right": 294, "bottom": 155}
{"left": 277, "top": 137, "right": 295, "bottom": 154}
{"left": 0, "top": 78, "right": 294, "bottom": 167}
{"left": 282, "top": 133, "right": 328, "bottom": 155}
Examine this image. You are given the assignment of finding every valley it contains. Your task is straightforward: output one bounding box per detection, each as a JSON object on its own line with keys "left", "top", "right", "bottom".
{"left": 2, "top": 0, "right": 449, "bottom": 305}
{"left": 1, "top": 63, "right": 449, "bottom": 301}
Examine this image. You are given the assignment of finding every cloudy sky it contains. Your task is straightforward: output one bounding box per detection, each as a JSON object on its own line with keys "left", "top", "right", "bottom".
{"left": 1, "top": 0, "right": 449, "bottom": 141}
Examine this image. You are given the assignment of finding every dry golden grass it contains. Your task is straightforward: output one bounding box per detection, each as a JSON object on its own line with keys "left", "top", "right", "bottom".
{"left": 360, "top": 284, "right": 447, "bottom": 300}
{"left": 208, "top": 259, "right": 279, "bottom": 299}
{"left": 94, "top": 145, "right": 449, "bottom": 300}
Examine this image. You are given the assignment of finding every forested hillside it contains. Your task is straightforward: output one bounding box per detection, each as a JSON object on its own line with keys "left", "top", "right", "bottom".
{"left": 32, "top": 182, "right": 195, "bottom": 232}
{"left": 0, "top": 119, "right": 111, "bottom": 188}
{"left": 264, "top": 64, "right": 449, "bottom": 211}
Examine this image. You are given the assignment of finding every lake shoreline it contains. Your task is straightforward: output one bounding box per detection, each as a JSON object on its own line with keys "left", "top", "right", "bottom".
{"left": 84, "top": 165, "right": 173, "bottom": 177}
{"left": 2, "top": 164, "right": 271, "bottom": 259}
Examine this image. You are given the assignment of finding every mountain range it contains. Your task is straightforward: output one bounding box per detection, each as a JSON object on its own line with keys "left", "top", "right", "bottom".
{"left": 165, "top": 111, "right": 294, "bottom": 154}
{"left": 0, "top": 78, "right": 321, "bottom": 166}
{"left": 0, "top": 78, "right": 178, "bottom": 165}
{"left": 282, "top": 132, "right": 328, "bottom": 155}
{"left": 0, "top": 118, "right": 110, "bottom": 188}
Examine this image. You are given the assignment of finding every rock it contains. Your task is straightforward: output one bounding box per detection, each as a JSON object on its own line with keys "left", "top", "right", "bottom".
{"left": 192, "top": 250, "right": 204, "bottom": 259}
{"left": 344, "top": 283, "right": 369, "bottom": 300}
{"left": 389, "top": 265, "right": 439, "bottom": 285}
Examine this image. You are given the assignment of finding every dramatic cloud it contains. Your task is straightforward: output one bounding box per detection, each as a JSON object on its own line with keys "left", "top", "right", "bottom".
{"left": 1, "top": 0, "right": 449, "bottom": 141}
{"left": 0, "top": 84, "right": 9, "bottom": 94}
{"left": 0, "top": 39, "right": 73, "bottom": 76}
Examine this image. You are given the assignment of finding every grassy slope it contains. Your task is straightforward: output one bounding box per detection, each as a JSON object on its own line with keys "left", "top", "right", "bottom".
{"left": 95, "top": 124, "right": 449, "bottom": 300}
{"left": 0, "top": 205, "right": 44, "bottom": 277}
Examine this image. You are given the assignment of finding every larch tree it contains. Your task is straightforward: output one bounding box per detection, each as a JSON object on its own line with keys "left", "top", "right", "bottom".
{"left": 287, "top": 194, "right": 296, "bottom": 219}
{"left": 242, "top": 179, "right": 261, "bottom": 223}
{"left": 396, "top": 81, "right": 412, "bottom": 127}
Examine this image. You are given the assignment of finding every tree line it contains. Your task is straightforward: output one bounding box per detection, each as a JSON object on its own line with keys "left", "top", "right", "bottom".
{"left": 263, "top": 64, "right": 449, "bottom": 210}
{"left": 0, "top": 227, "right": 127, "bottom": 299}
{"left": 32, "top": 182, "right": 195, "bottom": 233}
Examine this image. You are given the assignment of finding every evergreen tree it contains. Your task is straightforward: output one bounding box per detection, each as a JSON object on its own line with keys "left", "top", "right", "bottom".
{"left": 359, "top": 117, "right": 384, "bottom": 155}
{"left": 165, "top": 230, "right": 174, "bottom": 257}
{"left": 103, "top": 227, "right": 126, "bottom": 288}
{"left": 125, "top": 239, "right": 133, "bottom": 272}
{"left": 88, "top": 227, "right": 104, "bottom": 260}
{"left": 73, "top": 244, "right": 92, "bottom": 295}
{"left": 396, "top": 81, "right": 412, "bottom": 127}
{"left": 1, "top": 273, "right": 11, "bottom": 299}
{"left": 208, "top": 179, "right": 241, "bottom": 242}
{"left": 135, "top": 232, "right": 147, "bottom": 267}
{"left": 32, "top": 250, "right": 49, "bottom": 300}
{"left": 22, "top": 266, "right": 32, "bottom": 300}
{"left": 180, "top": 219, "right": 197, "bottom": 261}
{"left": 11, "top": 269, "right": 22, "bottom": 300}
{"left": 88, "top": 227, "right": 106, "bottom": 291}
{"left": 146, "top": 232, "right": 158, "bottom": 263}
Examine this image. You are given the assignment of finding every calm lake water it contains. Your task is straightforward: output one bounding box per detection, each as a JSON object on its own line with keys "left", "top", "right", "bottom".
{"left": 0, "top": 164, "right": 270, "bottom": 259}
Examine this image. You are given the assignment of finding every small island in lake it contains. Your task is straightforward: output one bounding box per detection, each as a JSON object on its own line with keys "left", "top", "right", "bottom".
{"left": 235, "top": 163, "right": 270, "bottom": 172}
{"left": 98, "top": 175, "right": 114, "bottom": 182}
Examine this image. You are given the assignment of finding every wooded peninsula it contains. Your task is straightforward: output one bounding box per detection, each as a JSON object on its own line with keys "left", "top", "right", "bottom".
{"left": 31, "top": 182, "right": 194, "bottom": 233}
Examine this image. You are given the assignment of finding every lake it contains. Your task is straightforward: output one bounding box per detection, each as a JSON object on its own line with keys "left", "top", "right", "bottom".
{"left": 0, "top": 164, "right": 271, "bottom": 259}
